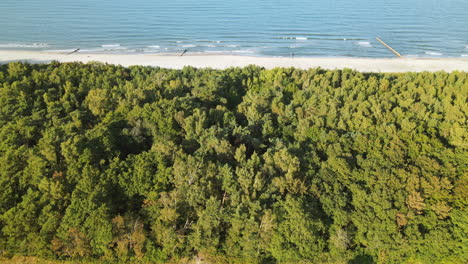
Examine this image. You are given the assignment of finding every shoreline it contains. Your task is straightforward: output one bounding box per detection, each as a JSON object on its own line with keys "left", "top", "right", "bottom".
{"left": 1, "top": 50, "right": 468, "bottom": 72}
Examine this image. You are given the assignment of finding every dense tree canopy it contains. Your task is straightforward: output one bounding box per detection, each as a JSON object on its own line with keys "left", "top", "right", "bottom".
{"left": 0, "top": 61, "right": 466, "bottom": 264}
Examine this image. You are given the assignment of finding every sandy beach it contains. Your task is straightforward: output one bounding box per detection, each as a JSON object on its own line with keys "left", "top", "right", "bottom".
{"left": 1, "top": 50, "right": 468, "bottom": 72}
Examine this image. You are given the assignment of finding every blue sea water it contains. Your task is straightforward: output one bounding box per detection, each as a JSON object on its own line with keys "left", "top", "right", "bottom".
{"left": 0, "top": 0, "right": 467, "bottom": 58}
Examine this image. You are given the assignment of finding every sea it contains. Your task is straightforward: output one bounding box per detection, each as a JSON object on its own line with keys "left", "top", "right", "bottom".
{"left": 0, "top": 0, "right": 467, "bottom": 58}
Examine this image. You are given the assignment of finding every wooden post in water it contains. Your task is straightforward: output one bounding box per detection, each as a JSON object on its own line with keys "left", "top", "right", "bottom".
{"left": 66, "top": 48, "right": 80, "bottom": 55}
{"left": 376, "top": 37, "right": 403, "bottom": 58}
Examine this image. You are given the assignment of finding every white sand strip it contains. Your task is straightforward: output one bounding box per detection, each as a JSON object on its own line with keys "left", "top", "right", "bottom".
{"left": 1, "top": 50, "right": 468, "bottom": 72}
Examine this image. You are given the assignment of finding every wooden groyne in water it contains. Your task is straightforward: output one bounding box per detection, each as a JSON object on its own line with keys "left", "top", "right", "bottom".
{"left": 376, "top": 37, "right": 403, "bottom": 58}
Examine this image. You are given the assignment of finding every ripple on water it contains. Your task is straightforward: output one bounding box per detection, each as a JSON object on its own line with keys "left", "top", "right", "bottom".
{"left": 0, "top": 0, "right": 467, "bottom": 57}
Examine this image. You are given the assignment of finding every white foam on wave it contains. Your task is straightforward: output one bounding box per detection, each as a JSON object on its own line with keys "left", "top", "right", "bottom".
{"left": 182, "top": 49, "right": 255, "bottom": 55}
{"left": 78, "top": 48, "right": 106, "bottom": 53}
{"left": 143, "top": 49, "right": 161, "bottom": 53}
{"left": 465, "top": 46, "right": 468, "bottom": 49}
{"left": 204, "top": 44, "right": 216, "bottom": 48}
{"left": 101, "top": 44, "right": 120, "bottom": 48}
{"left": 296, "top": 37, "right": 308, "bottom": 41}
{"left": 357, "top": 41, "right": 372, "bottom": 47}
{"left": 79, "top": 46, "right": 128, "bottom": 53}
{"left": 101, "top": 44, "right": 128, "bottom": 51}
{"left": 425, "top": 51, "right": 443, "bottom": 56}
{"left": 461, "top": 54, "right": 468, "bottom": 57}
{"left": 202, "top": 50, "right": 225, "bottom": 54}
{"left": 0, "top": 43, "right": 49, "bottom": 48}
{"left": 182, "top": 44, "right": 196, "bottom": 48}
{"left": 225, "top": 44, "right": 239, "bottom": 48}
{"left": 231, "top": 49, "right": 256, "bottom": 54}
{"left": 103, "top": 47, "right": 128, "bottom": 51}
{"left": 143, "top": 46, "right": 163, "bottom": 53}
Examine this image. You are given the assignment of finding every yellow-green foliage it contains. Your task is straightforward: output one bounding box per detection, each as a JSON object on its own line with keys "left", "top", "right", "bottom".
{"left": 0, "top": 62, "right": 466, "bottom": 264}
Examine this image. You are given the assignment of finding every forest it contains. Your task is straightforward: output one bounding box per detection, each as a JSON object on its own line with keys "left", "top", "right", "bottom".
{"left": 0, "top": 61, "right": 466, "bottom": 264}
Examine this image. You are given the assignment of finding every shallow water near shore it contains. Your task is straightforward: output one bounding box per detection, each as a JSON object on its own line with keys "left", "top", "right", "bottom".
{"left": 1, "top": 0, "right": 467, "bottom": 58}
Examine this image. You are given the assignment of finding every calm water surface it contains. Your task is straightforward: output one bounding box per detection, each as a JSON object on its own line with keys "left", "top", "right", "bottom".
{"left": 0, "top": 0, "right": 467, "bottom": 57}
